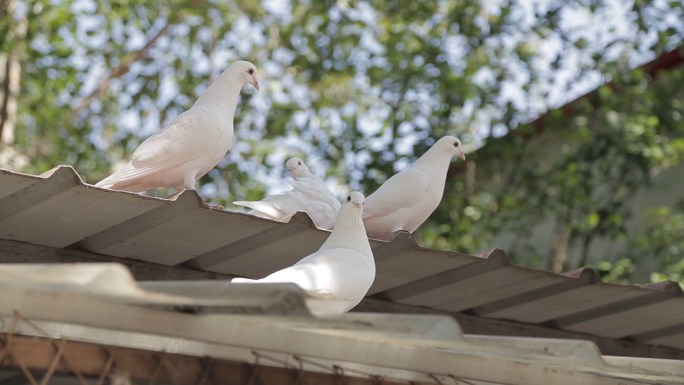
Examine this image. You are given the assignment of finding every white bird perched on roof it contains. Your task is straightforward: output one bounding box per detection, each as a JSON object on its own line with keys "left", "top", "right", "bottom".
{"left": 362, "top": 135, "right": 466, "bottom": 240}
{"left": 232, "top": 191, "right": 375, "bottom": 315}
{"left": 95, "top": 60, "right": 259, "bottom": 194}
{"left": 233, "top": 157, "right": 341, "bottom": 229}
{"left": 286, "top": 157, "right": 312, "bottom": 179}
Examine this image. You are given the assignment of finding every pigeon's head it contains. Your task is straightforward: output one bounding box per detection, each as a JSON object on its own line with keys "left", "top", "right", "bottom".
{"left": 285, "top": 157, "right": 310, "bottom": 179}
{"left": 227, "top": 60, "right": 260, "bottom": 91}
{"left": 345, "top": 191, "right": 365, "bottom": 210}
{"left": 435, "top": 136, "right": 466, "bottom": 161}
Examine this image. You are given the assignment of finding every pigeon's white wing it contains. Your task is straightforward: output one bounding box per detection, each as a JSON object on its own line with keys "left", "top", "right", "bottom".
{"left": 233, "top": 248, "right": 371, "bottom": 300}
{"left": 231, "top": 276, "right": 334, "bottom": 301}
{"left": 236, "top": 263, "right": 335, "bottom": 298}
{"left": 363, "top": 168, "right": 429, "bottom": 220}
{"left": 234, "top": 180, "right": 339, "bottom": 226}
{"left": 291, "top": 248, "right": 374, "bottom": 299}
{"left": 234, "top": 191, "right": 307, "bottom": 221}
{"left": 98, "top": 109, "right": 212, "bottom": 185}
{"left": 287, "top": 178, "right": 340, "bottom": 228}
{"left": 269, "top": 191, "right": 312, "bottom": 213}
{"left": 137, "top": 110, "right": 210, "bottom": 161}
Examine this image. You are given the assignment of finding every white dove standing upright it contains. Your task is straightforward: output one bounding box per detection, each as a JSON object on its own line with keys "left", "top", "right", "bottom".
{"left": 96, "top": 61, "right": 259, "bottom": 193}
{"left": 233, "top": 157, "right": 341, "bottom": 229}
{"left": 232, "top": 191, "right": 375, "bottom": 315}
{"left": 363, "top": 135, "right": 466, "bottom": 240}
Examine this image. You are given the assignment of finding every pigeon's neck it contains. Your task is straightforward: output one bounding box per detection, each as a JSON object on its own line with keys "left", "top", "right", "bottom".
{"left": 193, "top": 77, "right": 244, "bottom": 115}
{"left": 321, "top": 207, "right": 373, "bottom": 257}
{"left": 413, "top": 148, "right": 452, "bottom": 177}
{"left": 293, "top": 175, "right": 327, "bottom": 191}
{"left": 411, "top": 148, "right": 453, "bottom": 196}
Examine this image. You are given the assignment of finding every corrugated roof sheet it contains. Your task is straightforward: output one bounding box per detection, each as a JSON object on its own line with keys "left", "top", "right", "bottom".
{"left": 1, "top": 165, "right": 684, "bottom": 351}
{"left": 1, "top": 263, "right": 683, "bottom": 385}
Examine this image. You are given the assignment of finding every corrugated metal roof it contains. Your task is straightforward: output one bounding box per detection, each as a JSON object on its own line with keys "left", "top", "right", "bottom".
{"left": 1, "top": 165, "right": 684, "bottom": 351}
{"left": 1, "top": 263, "right": 683, "bottom": 385}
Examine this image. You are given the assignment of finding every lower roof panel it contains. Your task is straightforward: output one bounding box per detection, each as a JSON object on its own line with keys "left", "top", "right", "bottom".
{"left": 474, "top": 281, "right": 655, "bottom": 324}
{"left": 1, "top": 263, "right": 683, "bottom": 385}
{"left": 91, "top": 205, "right": 280, "bottom": 266}
{"left": 186, "top": 212, "right": 330, "bottom": 277}
{"left": 565, "top": 298, "right": 684, "bottom": 339}
{"left": 368, "top": 232, "right": 477, "bottom": 295}
{"left": 401, "top": 265, "right": 562, "bottom": 311}
{"left": 2, "top": 166, "right": 684, "bottom": 352}
{"left": 0, "top": 170, "right": 35, "bottom": 198}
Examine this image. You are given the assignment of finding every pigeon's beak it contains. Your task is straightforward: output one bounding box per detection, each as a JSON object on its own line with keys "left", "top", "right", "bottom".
{"left": 250, "top": 74, "right": 260, "bottom": 91}
{"left": 353, "top": 202, "right": 363, "bottom": 209}
{"left": 458, "top": 151, "right": 466, "bottom": 161}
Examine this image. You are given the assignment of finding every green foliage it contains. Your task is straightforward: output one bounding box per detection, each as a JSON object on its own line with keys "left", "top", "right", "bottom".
{"left": 628, "top": 206, "right": 684, "bottom": 287}
{"left": 3, "top": 0, "right": 684, "bottom": 283}
{"left": 596, "top": 204, "right": 684, "bottom": 288}
{"left": 428, "top": 62, "right": 684, "bottom": 281}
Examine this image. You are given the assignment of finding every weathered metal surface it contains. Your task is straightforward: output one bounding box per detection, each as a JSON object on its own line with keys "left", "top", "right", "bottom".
{"left": 1, "top": 166, "right": 684, "bottom": 353}
{"left": 1, "top": 263, "right": 683, "bottom": 385}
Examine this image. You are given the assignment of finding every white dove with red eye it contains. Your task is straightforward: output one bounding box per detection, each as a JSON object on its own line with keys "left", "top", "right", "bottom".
{"left": 285, "top": 156, "right": 311, "bottom": 180}
{"left": 232, "top": 191, "right": 375, "bottom": 315}
{"left": 95, "top": 60, "right": 259, "bottom": 194}
{"left": 233, "top": 157, "right": 341, "bottom": 229}
{"left": 362, "top": 135, "right": 466, "bottom": 240}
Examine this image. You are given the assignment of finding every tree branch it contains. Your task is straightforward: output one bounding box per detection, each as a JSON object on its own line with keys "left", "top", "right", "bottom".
{"left": 0, "top": 54, "right": 15, "bottom": 144}
{"left": 0, "top": 0, "right": 25, "bottom": 146}
{"left": 389, "top": 75, "right": 412, "bottom": 143}
{"left": 71, "top": 20, "right": 174, "bottom": 116}
{"left": 577, "top": 157, "right": 646, "bottom": 268}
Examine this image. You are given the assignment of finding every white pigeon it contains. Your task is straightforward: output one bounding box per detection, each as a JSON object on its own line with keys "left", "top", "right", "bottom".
{"left": 232, "top": 191, "right": 375, "bottom": 315}
{"left": 363, "top": 135, "right": 466, "bottom": 240}
{"left": 286, "top": 156, "right": 311, "bottom": 179}
{"left": 233, "top": 157, "right": 341, "bottom": 229}
{"left": 95, "top": 60, "right": 259, "bottom": 193}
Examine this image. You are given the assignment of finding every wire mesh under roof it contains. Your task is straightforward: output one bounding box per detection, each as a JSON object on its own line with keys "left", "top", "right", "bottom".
{"left": 1, "top": 166, "right": 684, "bottom": 351}
{"left": 1, "top": 263, "right": 683, "bottom": 385}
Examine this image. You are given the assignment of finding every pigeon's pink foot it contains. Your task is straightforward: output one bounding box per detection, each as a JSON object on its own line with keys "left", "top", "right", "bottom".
{"left": 202, "top": 202, "right": 225, "bottom": 210}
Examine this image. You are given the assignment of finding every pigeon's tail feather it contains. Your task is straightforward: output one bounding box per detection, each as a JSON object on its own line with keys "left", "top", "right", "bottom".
{"left": 94, "top": 180, "right": 112, "bottom": 188}
{"left": 95, "top": 164, "right": 161, "bottom": 192}
{"left": 232, "top": 200, "right": 261, "bottom": 210}
{"left": 231, "top": 277, "right": 257, "bottom": 283}
{"left": 233, "top": 200, "right": 285, "bottom": 219}
{"left": 95, "top": 172, "right": 122, "bottom": 188}
{"left": 94, "top": 178, "right": 150, "bottom": 193}
{"left": 95, "top": 175, "right": 148, "bottom": 193}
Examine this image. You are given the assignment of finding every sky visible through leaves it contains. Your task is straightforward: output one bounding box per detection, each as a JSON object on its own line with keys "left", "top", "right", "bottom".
{"left": 3, "top": 0, "right": 684, "bottom": 283}
{"left": 14, "top": 0, "right": 672, "bottom": 193}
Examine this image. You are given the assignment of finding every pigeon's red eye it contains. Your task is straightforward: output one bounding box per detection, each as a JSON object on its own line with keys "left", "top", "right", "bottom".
{"left": 247, "top": 68, "right": 254, "bottom": 75}
{"left": 298, "top": 161, "right": 302, "bottom": 166}
{"left": 453, "top": 142, "right": 459, "bottom": 147}
{"left": 347, "top": 196, "right": 351, "bottom": 202}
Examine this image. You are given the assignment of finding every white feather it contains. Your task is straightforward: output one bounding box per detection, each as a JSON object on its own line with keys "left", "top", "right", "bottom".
{"left": 96, "top": 60, "right": 259, "bottom": 193}
{"left": 233, "top": 157, "right": 341, "bottom": 229}
{"left": 363, "top": 136, "right": 466, "bottom": 240}
{"left": 232, "top": 191, "right": 374, "bottom": 315}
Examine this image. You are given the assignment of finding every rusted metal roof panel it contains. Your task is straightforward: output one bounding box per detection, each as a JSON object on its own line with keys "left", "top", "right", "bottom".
{"left": 1, "top": 165, "right": 684, "bottom": 352}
